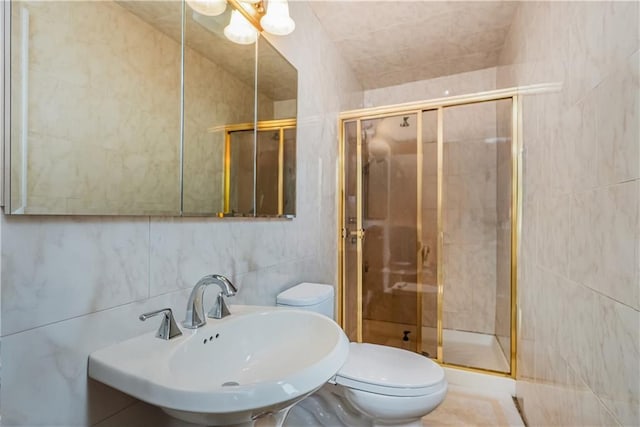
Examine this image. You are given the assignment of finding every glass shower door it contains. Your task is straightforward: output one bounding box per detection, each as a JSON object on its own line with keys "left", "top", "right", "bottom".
{"left": 342, "top": 112, "right": 439, "bottom": 357}
{"left": 360, "top": 114, "right": 418, "bottom": 352}
{"left": 342, "top": 120, "right": 360, "bottom": 342}
{"left": 441, "top": 99, "right": 513, "bottom": 373}
{"left": 420, "top": 109, "right": 438, "bottom": 358}
{"left": 340, "top": 93, "right": 519, "bottom": 376}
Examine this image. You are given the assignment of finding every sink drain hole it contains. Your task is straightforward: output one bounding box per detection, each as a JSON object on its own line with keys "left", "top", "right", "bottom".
{"left": 222, "top": 381, "right": 240, "bottom": 387}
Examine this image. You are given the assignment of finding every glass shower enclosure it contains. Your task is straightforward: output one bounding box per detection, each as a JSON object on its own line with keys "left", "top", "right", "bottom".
{"left": 339, "top": 93, "right": 519, "bottom": 376}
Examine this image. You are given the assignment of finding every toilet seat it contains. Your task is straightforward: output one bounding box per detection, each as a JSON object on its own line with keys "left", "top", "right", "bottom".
{"left": 333, "top": 343, "right": 446, "bottom": 397}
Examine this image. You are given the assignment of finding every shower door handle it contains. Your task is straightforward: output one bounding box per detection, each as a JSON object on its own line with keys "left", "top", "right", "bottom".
{"left": 348, "top": 228, "right": 366, "bottom": 244}
{"left": 421, "top": 245, "right": 430, "bottom": 264}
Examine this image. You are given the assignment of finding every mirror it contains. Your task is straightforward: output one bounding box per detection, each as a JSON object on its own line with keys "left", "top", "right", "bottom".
{"left": 226, "top": 129, "right": 255, "bottom": 215}
{"left": 218, "top": 36, "right": 298, "bottom": 217}
{"left": 255, "top": 36, "right": 297, "bottom": 216}
{"left": 181, "top": 6, "right": 255, "bottom": 216}
{"left": 4, "top": 1, "right": 297, "bottom": 217}
{"left": 8, "top": 0, "right": 183, "bottom": 215}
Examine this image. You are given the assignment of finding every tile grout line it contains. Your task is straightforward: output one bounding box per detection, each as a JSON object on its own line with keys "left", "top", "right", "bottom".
{"left": 147, "top": 216, "right": 151, "bottom": 300}
{"left": 536, "top": 265, "right": 640, "bottom": 312}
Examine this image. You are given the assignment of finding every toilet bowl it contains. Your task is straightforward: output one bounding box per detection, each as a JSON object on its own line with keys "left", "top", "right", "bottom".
{"left": 277, "top": 283, "right": 447, "bottom": 426}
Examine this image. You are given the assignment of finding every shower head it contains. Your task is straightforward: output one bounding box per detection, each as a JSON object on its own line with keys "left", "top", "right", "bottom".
{"left": 368, "top": 136, "right": 389, "bottom": 161}
{"left": 374, "top": 116, "right": 415, "bottom": 142}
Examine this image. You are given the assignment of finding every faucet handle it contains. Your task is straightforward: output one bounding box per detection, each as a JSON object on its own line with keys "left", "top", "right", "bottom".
{"left": 139, "top": 308, "right": 182, "bottom": 340}
{"left": 208, "top": 292, "right": 232, "bottom": 319}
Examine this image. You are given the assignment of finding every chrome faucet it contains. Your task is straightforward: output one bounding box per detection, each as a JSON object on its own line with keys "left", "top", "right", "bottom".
{"left": 183, "top": 274, "right": 238, "bottom": 329}
{"left": 139, "top": 308, "right": 182, "bottom": 340}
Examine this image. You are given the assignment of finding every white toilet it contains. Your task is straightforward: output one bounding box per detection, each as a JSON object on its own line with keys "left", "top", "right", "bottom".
{"left": 277, "top": 283, "right": 447, "bottom": 427}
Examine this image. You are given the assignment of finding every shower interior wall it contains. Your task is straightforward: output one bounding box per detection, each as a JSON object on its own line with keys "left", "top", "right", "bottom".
{"left": 362, "top": 117, "right": 419, "bottom": 328}
{"left": 442, "top": 101, "right": 498, "bottom": 336}
{"left": 495, "top": 100, "right": 513, "bottom": 360}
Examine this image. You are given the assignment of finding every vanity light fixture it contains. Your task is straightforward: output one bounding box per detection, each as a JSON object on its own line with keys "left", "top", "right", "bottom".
{"left": 186, "top": 0, "right": 228, "bottom": 17}
{"left": 260, "top": 0, "right": 295, "bottom": 36}
{"left": 224, "top": 6, "right": 259, "bottom": 45}
{"left": 189, "top": 0, "right": 295, "bottom": 44}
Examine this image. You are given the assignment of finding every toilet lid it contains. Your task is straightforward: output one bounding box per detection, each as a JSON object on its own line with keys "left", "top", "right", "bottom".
{"left": 334, "top": 343, "right": 446, "bottom": 397}
{"left": 276, "top": 283, "right": 334, "bottom": 306}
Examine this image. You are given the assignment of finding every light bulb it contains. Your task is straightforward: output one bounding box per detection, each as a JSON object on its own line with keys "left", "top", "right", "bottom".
{"left": 186, "top": 0, "right": 227, "bottom": 17}
{"left": 224, "top": 9, "right": 258, "bottom": 45}
{"left": 260, "top": 0, "right": 295, "bottom": 36}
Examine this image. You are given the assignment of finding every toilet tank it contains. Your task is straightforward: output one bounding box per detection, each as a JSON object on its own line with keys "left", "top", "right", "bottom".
{"left": 276, "top": 283, "right": 335, "bottom": 319}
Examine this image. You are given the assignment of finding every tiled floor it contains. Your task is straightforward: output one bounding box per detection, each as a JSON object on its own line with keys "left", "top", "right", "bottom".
{"left": 421, "top": 385, "right": 525, "bottom": 427}
{"left": 96, "top": 384, "right": 525, "bottom": 427}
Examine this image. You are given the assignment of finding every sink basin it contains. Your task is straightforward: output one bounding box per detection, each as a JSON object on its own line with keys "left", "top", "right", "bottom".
{"left": 89, "top": 305, "right": 349, "bottom": 426}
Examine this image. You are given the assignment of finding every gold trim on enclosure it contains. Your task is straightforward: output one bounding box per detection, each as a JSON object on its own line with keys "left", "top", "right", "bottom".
{"left": 416, "top": 112, "right": 424, "bottom": 355}
{"left": 510, "top": 95, "right": 522, "bottom": 379}
{"left": 277, "top": 127, "right": 284, "bottom": 216}
{"left": 339, "top": 83, "right": 560, "bottom": 121}
{"left": 209, "top": 118, "right": 296, "bottom": 134}
{"left": 355, "top": 119, "right": 363, "bottom": 344}
{"left": 337, "top": 119, "right": 346, "bottom": 328}
{"left": 336, "top": 85, "right": 535, "bottom": 377}
{"left": 222, "top": 119, "right": 295, "bottom": 216}
{"left": 436, "top": 106, "right": 444, "bottom": 363}
{"left": 224, "top": 133, "right": 231, "bottom": 213}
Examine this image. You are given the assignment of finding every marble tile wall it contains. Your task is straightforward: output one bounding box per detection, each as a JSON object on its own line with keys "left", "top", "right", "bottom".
{"left": 364, "top": 66, "right": 497, "bottom": 107}
{"left": 497, "top": 2, "right": 639, "bottom": 425}
{"left": 0, "top": 1, "right": 363, "bottom": 425}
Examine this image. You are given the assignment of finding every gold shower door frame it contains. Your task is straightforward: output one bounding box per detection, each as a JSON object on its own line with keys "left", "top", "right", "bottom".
{"left": 219, "top": 118, "right": 296, "bottom": 216}
{"left": 337, "top": 87, "right": 525, "bottom": 379}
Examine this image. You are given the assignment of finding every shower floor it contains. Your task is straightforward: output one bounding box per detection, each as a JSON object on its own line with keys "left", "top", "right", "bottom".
{"left": 363, "top": 319, "right": 510, "bottom": 373}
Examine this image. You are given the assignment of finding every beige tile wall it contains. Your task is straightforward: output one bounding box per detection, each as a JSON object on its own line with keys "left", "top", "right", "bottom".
{"left": 497, "top": 2, "right": 639, "bottom": 425}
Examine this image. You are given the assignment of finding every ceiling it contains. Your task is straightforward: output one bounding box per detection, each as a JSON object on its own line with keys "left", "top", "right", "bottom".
{"left": 308, "top": 1, "right": 519, "bottom": 90}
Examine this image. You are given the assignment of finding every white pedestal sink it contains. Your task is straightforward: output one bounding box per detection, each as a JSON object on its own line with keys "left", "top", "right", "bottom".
{"left": 89, "top": 305, "right": 349, "bottom": 426}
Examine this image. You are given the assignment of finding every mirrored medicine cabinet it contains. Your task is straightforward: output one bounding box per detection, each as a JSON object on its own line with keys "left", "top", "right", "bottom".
{"left": 2, "top": 0, "right": 297, "bottom": 217}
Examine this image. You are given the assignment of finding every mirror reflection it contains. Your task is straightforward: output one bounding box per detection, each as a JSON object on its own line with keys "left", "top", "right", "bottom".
{"left": 255, "top": 123, "right": 296, "bottom": 216}
{"left": 257, "top": 36, "right": 298, "bottom": 123}
{"left": 181, "top": 5, "right": 256, "bottom": 216}
{"left": 9, "top": 0, "right": 183, "bottom": 215}
{"left": 221, "top": 36, "right": 297, "bottom": 217}
{"left": 223, "top": 120, "right": 296, "bottom": 217}
{"left": 6, "top": 1, "right": 297, "bottom": 217}
{"left": 226, "top": 129, "right": 255, "bottom": 215}
{"left": 256, "top": 37, "right": 297, "bottom": 217}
